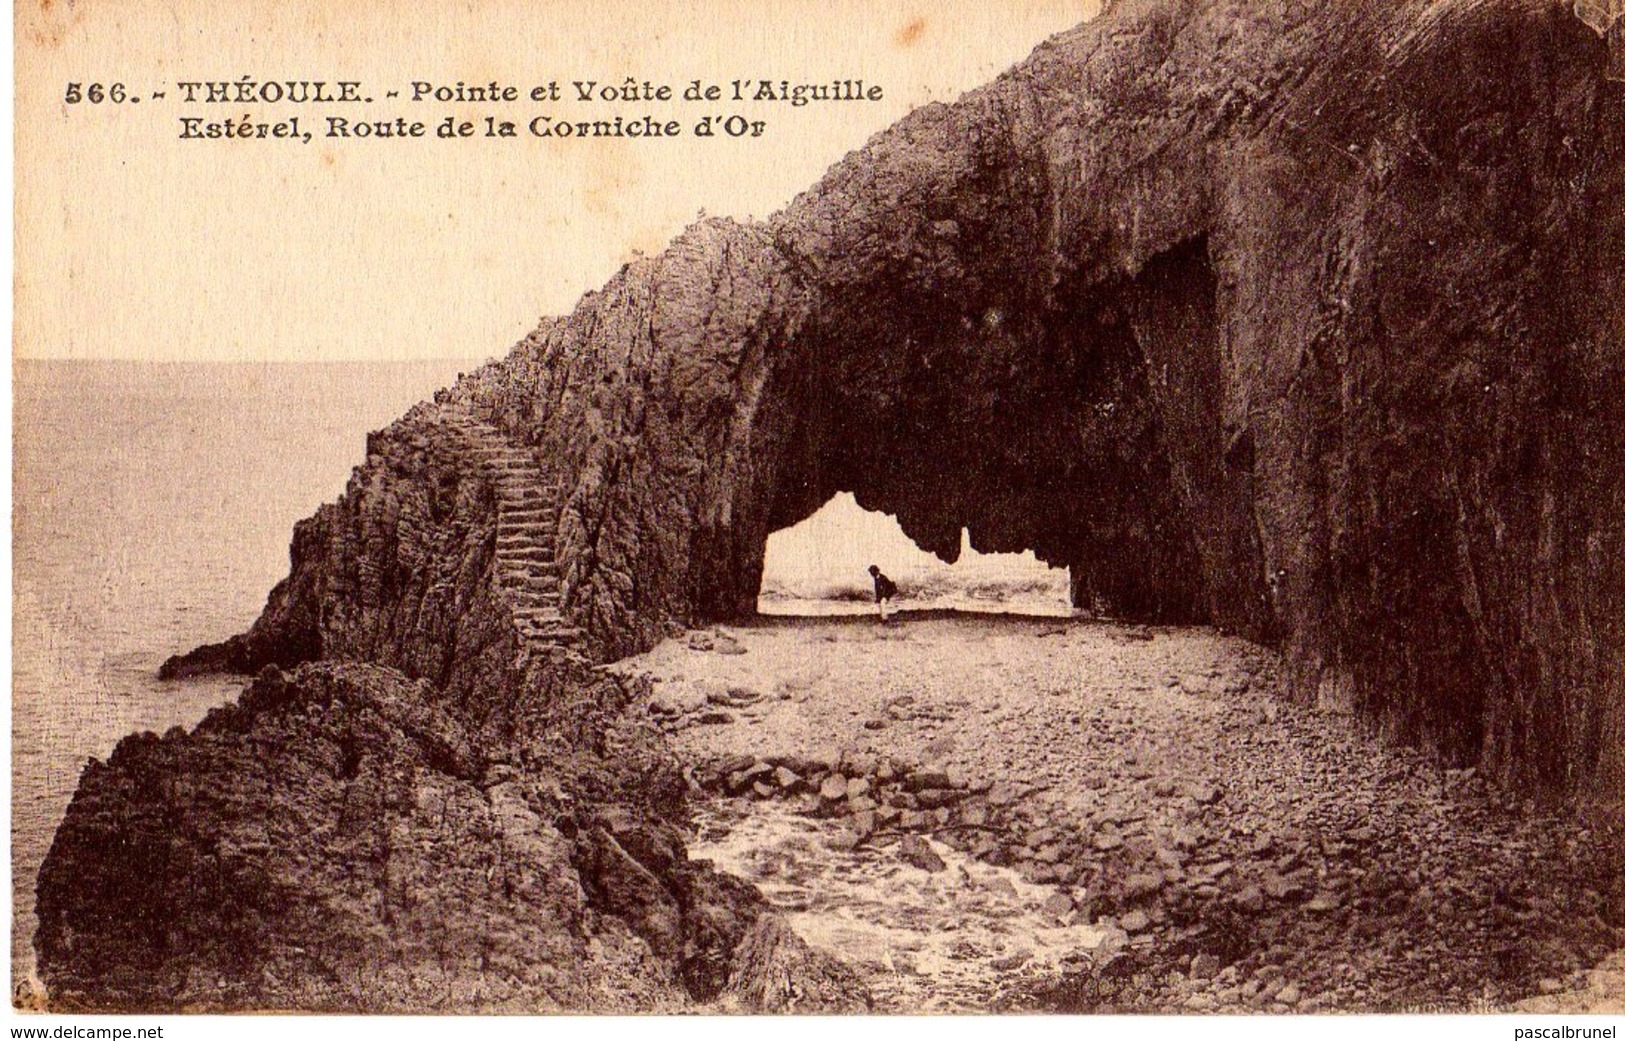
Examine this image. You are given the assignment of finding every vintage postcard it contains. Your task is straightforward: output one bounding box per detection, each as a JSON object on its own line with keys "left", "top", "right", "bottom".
{"left": 11, "top": 0, "right": 1625, "bottom": 1024}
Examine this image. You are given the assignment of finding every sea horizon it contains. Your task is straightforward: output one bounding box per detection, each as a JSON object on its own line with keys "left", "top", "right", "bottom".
{"left": 10, "top": 356, "right": 493, "bottom": 982}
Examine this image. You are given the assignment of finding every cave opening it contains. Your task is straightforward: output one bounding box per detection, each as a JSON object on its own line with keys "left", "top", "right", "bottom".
{"left": 720, "top": 235, "right": 1231, "bottom": 631}
{"left": 756, "top": 491, "right": 1072, "bottom": 617}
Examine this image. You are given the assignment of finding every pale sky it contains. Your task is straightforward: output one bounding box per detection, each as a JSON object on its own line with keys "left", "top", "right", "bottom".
{"left": 763, "top": 492, "right": 1063, "bottom": 594}
{"left": 16, "top": 0, "right": 1097, "bottom": 362}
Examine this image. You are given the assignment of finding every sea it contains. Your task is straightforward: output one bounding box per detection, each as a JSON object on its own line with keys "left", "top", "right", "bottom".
{"left": 9, "top": 358, "right": 485, "bottom": 985}
{"left": 8, "top": 358, "right": 1070, "bottom": 989}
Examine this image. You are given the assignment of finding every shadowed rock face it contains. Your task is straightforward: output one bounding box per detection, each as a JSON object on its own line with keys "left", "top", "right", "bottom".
{"left": 59, "top": 409, "right": 855, "bottom": 1011}
{"left": 36, "top": 663, "right": 772, "bottom": 1012}
{"left": 459, "top": 0, "right": 1624, "bottom": 803}
{"left": 168, "top": 0, "right": 1625, "bottom": 808}
{"left": 38, "top": 0, "right": 1625, "bottom": 1013}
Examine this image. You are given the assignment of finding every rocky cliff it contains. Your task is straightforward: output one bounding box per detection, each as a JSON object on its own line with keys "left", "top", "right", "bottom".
{"left": 461, "top": 0, "right": 1625, "bottom": 803}
{"left": 38, "top": 0, "right": 1625, "bottom": 1012}
{"left": 44, "top": 407, "right": 864, "bottom": 1012}
{"left": 38, "top": 663, "right": 737, "bottom": 1011}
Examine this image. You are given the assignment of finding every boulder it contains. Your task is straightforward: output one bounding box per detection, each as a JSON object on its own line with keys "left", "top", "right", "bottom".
{"left": 818, "top": 775, "right": 849, "bottom": 802}
{"left": 898, "top": 835, "right": 948, "bottom": 873}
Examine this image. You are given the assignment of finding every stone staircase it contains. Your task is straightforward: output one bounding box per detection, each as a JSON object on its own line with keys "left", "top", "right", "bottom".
{"left": 431, "top": 403, "right": 584, "bottom": 654}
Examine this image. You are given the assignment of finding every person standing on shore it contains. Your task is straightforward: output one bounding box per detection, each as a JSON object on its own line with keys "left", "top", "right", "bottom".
{"left": 869, "top": 564, "right": 898, "bottom": 622}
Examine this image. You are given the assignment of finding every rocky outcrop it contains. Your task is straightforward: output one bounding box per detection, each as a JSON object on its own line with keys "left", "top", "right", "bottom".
{"left": 35, "top": 662, "right": 854, "bottom": 1012}
{"left": 49, "top": 405, "right": 863, "bottom": 1012}
{"left": 453, "top": 0, "right": 1625, "bottom": 806}
{"left": 38, "top": 0, "right": 1625, "bottom": 1013}
{"left": 156, "top": 1, "right": 1625, "bottom": 806}
{"left": 723, "top": 916, "right": 871, "bottom": 1014}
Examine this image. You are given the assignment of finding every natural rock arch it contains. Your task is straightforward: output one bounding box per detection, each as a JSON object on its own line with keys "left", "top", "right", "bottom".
{"left": 439, "top": 0, "right": 1624, "bottom": 803}
{"left": 172, "top": 0, "right": 1623, "bottom": 818}
{"left": 44, "top": 0, "right": 1625, "bottom": 1013}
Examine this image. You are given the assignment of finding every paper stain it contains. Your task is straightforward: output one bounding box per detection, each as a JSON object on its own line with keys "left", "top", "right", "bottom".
{"left": 26, "top": 0, "right": 84, "bottom": 49}
{"left": 894, "top": 16, "right": 928, "bottom": 48}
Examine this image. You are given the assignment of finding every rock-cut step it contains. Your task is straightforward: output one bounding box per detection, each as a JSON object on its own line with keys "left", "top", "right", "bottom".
{"left": 520, "top": 619, "right": 581, "bottom": 631}
{"left": 499, "top": 518, "right": 555, "bottom": 531}
{"left": 501, "top": 569, "right": 560, "bottom": 588}
{"left": 500, "top": 558, "right": 558, "bottom": 573}
{"left": 497, "top": 532, "right": 554, "bottom": 547}
{"left": 497, "top": 549, "right": 557, "bottom": 563}
{"left": 499, "top": 570, "right": 557, "bottom": 588}
{"left": 501, "top": 519, "right": 557, "bottom": 533}
{"left": 506, "top": 580, "right": 560, "bottom": 597}
{"left": 433, "top": 402, "right": 583, "bottom": 657}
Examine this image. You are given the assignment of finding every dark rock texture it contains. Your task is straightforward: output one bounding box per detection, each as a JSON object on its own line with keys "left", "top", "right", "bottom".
{"left": 458, "top": 0, "right": 1624, "bottom": 806}
{"left": 36, "top": 662, "right": 779, "bottom": 1012}
{"left": 49, "top": 409, "right": 861, "bottom": 1012}
{"left": 37, "top": 0, "right": 1625, "bottom": 1013}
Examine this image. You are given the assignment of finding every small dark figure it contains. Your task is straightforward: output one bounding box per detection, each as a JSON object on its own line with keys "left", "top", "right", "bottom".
{"left": 868, "top": 564, "right": 898, "bottom": 622}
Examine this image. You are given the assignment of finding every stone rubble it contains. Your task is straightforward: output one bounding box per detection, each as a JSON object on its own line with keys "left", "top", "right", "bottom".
{"left": 626, "top": 617, "right": 1625, "bottom": 1014}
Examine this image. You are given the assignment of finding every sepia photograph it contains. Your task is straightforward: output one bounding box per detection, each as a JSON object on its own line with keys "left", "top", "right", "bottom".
{"left": 9, "top": 0, "right": 1625, "bottom": 1024}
